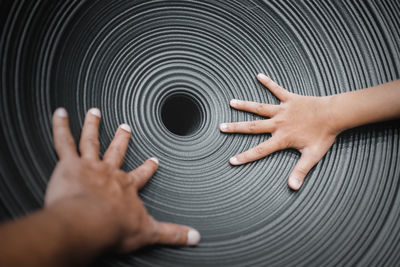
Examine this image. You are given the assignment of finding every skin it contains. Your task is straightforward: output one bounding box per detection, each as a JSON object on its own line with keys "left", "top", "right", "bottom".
{"left": 220, "top": 73, "right": 400, "bottom": 190}
{"left": 0, "top": 108, "right": 200, "bottom": 267}
{"left": 0, "top": 77, "right": 398, "bottom": 266}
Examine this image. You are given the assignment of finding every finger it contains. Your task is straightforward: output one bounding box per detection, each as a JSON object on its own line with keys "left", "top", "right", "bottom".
{"left": 79, "top": 108, "right": 101, "bottom": 159}
{"left": 52, "top": 108, "right": 78, "bottom": 159}
{"left": 219, "top": 120, "right": 275, "bottom": 134}
{"left": 257, "top": 73, "right": 290, "bottom": 101}
{"left": 130, "top": 158, "right": 159, "bottom": 189}
{"left": 230, "top": 137, "right": 282, "bottom": 165}
{"left": 229, "top": 99, "right": 278, "bottom": 117}
{"left": 152, "top": 220, "right": 200, "bottom": 246}
{"left": 288, "top": 150, "right": 322, "bottom": 190}
{"left": 103, "top": 124, "right": 132, "bottom": 168}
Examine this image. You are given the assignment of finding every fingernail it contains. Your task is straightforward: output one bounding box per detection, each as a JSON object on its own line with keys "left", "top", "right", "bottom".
{"left": 150, "top": 157, "right": 159, "bottom": 165}
{"left": 89, "top": 108, "right": 101, "bottom": 118}
{"left": 229, "top": 156, "right": 240, "bottom": 165}
{"left": 230, "top": 99, "right": 240, "bottom": 106}
{"left": 257, "top": 73, "right": 267, "bottom": 80}
{"left": 219, "top": 123, "right": 228, "bottom": 132}
{"left": 120, "top": 124, "right": 131, "bottom": 132}
{"left": 187, "top": 229, "right": 201, "bottom": 246}
{"left": 55, "top": 108, "right": 68, "bottom": 118}
{"left": 289, "top": 177, "right": 302, "bottom": 190}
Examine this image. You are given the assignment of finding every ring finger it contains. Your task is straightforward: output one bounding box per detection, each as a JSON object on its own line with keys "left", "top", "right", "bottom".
{"left": 219, "top": 120, "right": 275, "bottom": 134}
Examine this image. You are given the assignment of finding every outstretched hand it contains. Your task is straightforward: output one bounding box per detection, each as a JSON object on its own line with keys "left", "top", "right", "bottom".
{"left": 46, "top": 108, "right": 200, "bottom": 253}
{"left": 220, "top": 74, "right": 338, "bottom": 190}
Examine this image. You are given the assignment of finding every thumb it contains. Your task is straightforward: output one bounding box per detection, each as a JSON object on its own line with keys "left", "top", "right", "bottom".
{"left": 288, "top": 150, "right": 321, "bottom": 190}
{"left": 152, "top": 221, "right": 201, "bottom": 246}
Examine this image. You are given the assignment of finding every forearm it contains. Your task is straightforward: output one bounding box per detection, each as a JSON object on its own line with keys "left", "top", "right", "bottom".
{"left": 329, "top": 79, "right": 400, "bottom": 133}
{"left": 0, "top": 199, "right": 117, "bottom": 267}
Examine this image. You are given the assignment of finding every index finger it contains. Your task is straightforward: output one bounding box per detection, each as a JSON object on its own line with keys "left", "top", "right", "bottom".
{"left": 52, "top": 108, "right": 78, "bottom": 159}
{"left": 229, "top": 99, "right": 278, "bottom": 117}
{"left": 257, "top": 73, "right": 290, "bottom": 102}
{"left": 79, "top": 108, "right": 101, "bottom": 160}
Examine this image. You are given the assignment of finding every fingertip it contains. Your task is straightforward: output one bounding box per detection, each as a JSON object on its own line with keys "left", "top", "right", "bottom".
{"left": 149, "top": 157, "right": 159, "bottom": 165}
{"left": 119, "top": 123, "right": 131, "bottom": 133}
{"left": 219, "top": 123, "right": 228, "bottom": 132}
{"left": 257, "top": 73, "right": 268, "bottom": 81}
{"left": 288, "top": 176, "right": 302, "bottom": 191}
{"left": 187, "top": 228, "right": 201, "bottom": 246}
{"left": 89, "top": 107, "right": 101, "bottom": 118}
{"left": 54, "top": 107, "right": 68, "bottom": 118}
{"left": 229, "top": 156, "right": 240, "bottom": 165}
{"left": 230, "top": 99, "right": 240, "bottom": 107}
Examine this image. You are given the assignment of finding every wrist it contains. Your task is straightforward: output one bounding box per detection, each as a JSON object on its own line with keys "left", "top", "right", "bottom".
{"left": 324, "top": 94, "right": 346, "bottom": 135}
{"left": 45, "top": 197, "right": 121, "bottom": 260}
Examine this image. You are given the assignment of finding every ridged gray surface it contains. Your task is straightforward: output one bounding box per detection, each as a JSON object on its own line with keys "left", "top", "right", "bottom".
{"left": 1, "top": 0, "right": 400, "bottom": 266}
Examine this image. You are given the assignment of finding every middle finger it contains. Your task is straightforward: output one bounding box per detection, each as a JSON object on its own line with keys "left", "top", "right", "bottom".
{"left": 79, "top": 108, "right": 101, "bottom": 160}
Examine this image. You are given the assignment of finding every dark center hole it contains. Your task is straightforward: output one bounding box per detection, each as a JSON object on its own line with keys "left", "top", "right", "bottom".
{"left": 161, "top": 94, "right": 202, "bottom": 136}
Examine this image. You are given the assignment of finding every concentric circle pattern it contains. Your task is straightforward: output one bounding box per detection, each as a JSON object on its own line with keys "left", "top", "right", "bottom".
{"left": 1, "top": 0, "right": 400, "bottom": 266}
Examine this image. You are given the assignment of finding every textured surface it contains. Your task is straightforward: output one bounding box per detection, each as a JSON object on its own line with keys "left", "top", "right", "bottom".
{"left": 1, "top": 0, "right": 400, "bottom": 266}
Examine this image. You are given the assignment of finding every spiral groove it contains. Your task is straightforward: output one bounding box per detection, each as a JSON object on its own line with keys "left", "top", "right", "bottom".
{"left": 1, "top": 0, "right": 399, "bottom": 266}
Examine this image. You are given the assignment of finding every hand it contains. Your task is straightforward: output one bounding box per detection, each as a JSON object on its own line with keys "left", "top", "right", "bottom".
{"left": 220, "top": 74, "right": 338, "bottom": 190}
{"left": 46, "top": 108, "right": 200, "bottom": 253}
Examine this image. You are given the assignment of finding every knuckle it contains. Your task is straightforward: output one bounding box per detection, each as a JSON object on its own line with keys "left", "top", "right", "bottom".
{"left": 85, "top": 119, "right": 98, "bottom": 127}
{"left": 53, "top": 118, "right": 66, "bottom": 127}
{"left": 306, "top": 148, "right": 323, "bottom": 163}
{"left": 147, "top": 218, "right": 161, "bottom": 244}
{"left": 232, "top": 123, "right": 239, "bottom": 131}
{"left": 269, "top": 119, "right": 277, "bottom": 129}
{"left": 275, "top": 136, "right": 289, "bottom": 149}
{"left": 119, "top": 177, "right": 132, "bottom": 188}
{"left": 274, "top": 117, "right": 285, "bottom": 126}
{"left": 108, "top": 180, "right": 123, "bottom": 194}
{"left": 140, "top": 165, "right": 153, "bottom": 176}
{"left": 129, "top": 171, "right": 139, "bottom": 180}
{"left": 84, "top": 137, "right": 100, "bottom": 147}
{"left": 269, "top": 120, "right": 278, "bottom": 132}
{"left": 255, "top": 103, "right": 264, "bottom": 114}
{"left": 118, "top": 129, "right": 131, "bottom": 138}
{"left": 296, "top": 165, "right": 309, "bottom": 176}
{"left": 243, "top": 122, "right": 254, "bottom": 132}
{"left": 129, "top": 172, "right": 140, "bottom": 187}
{"left": 66, "top": 137, "right": 76, "bottom": 148}
{"left": 247, "top": 121, "right": 257, "bottom": 132}
{"left": 149, "top": 227, "right": 159, "bottom": 244}
{"left": 177, "top": 230, "right": 185, "bottom": 243}
{"left": 272, "top": 83, "right": 281, "bottom": 91}
{"left": 87, "top": 159, "right": 103, "bottom": 171}
{"left": 254, "top": 145, "right": 265, "bottom": 155}
{"left": 110, "top": 145, "right": 123, "bottom": 156}
{"left": 169, "top": 230, "right": 181, "bottom": 243}
{"left": 276, "top": 104, "right": 284, "bottom": 113}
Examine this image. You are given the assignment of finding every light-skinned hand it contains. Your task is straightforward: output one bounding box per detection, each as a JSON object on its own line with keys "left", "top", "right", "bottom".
{"left": 220, "top": 74, "right": 338, "bottom": 190}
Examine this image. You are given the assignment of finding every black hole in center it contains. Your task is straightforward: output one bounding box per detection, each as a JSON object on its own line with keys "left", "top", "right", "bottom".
{"left": 161, "top": 94, "right": 202, "bottom": 136}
